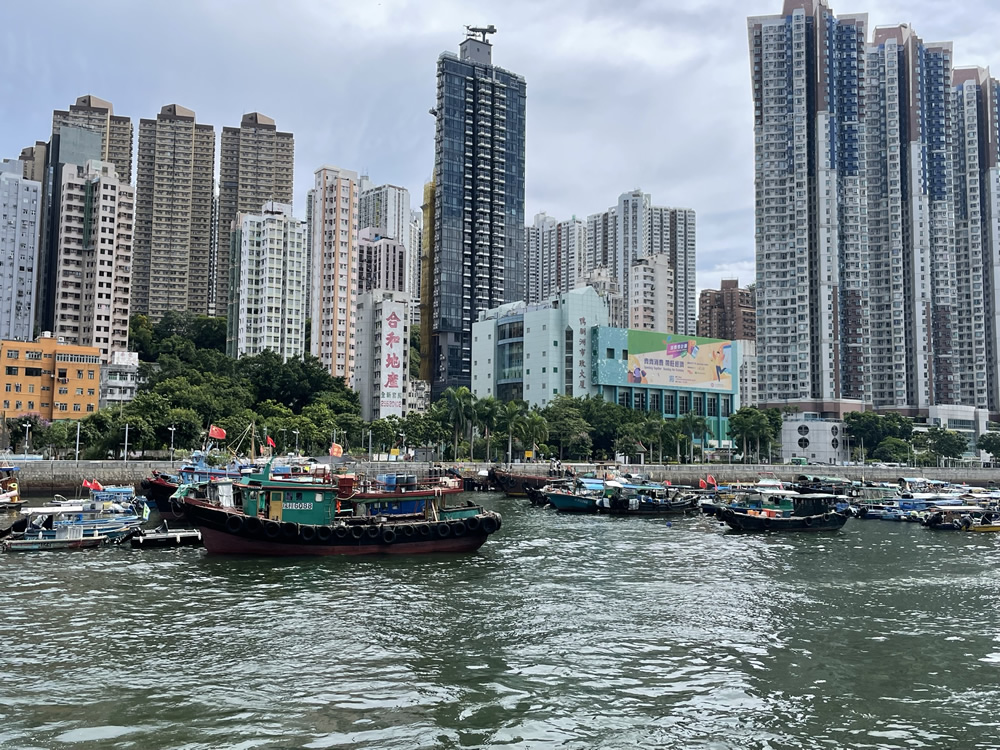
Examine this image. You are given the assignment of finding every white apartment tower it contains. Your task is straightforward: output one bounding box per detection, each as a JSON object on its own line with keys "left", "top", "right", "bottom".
{"left": 53, "top": 160, "right": 134, "bottom": 361}
{"left": 311, "top": 166, "right": 360, "bottom": 382}
{"left": 227, "top": 202, "right": 307, "bottom": 360}
{"left": 525, "top": 212, "right": 587, "bottom": 304}
{"left": 133, "top": 105, "right": 216, "bottom": 320}
{"left": 0, "top": 160, "right": 41, "bottom": 341}
{"left": 408, "top": 209, "right": 423, "bottom": 321}
{"left": 357, "top": 228, "right": 406, "bottom": 294}
{"left": 352, "top": 289, "right": 411, "bottom": 421}
{"left": 629, "top": 253, "right": 675, "bottom": 332}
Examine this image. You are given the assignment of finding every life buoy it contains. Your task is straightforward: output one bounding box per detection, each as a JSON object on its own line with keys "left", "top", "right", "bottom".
{"left": 299, "top": 525, "right": 317, "bottom": 542}
{"left": 264, "top": 521, "right": 281, "bottom": 538}
{"left": 436, "top": 522, "right": 451, "bottom": 537}
{"left": 351, "top": 525, "right": 365, "bottom": 539}
{"left": 804, "top": 516, "right": 813, "bottom": 528}
{"left": 465, "top": 516, "right": 482, "bottom": 533}
{"left": 482, "top": 516, "right": 498, "bottom": 534}
{"left": 225, "top": 515, "right": 244, "bottom": 533}
{"left": 335, "top": 525, "right": 349, "bottom": 540}
{"left": 365, "top": 525, "right": 380, "bottom": 539}
{"left": 417, "top": 523, "right": 431, "bottom": 536}
{"left": 382, "top": 527, "right": 397, "bottom": 544}
{"left": 317, "top": 525, "right": 333, "bottom": 542}
{"left": 450, "top": 519, "right": 468, "bottom": 537}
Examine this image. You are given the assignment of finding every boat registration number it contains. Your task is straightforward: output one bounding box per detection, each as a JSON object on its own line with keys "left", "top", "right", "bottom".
{"left": 283, "top": 502, "right": 314, "bottom": 511}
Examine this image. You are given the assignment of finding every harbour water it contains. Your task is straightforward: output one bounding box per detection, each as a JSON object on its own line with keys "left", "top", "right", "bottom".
{"left": 3, "top": 492, "right": 1000, "bottom": 749}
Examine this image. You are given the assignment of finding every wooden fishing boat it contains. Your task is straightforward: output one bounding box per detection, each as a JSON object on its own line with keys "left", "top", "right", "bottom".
{"left": 489, "top": 467, "right": 571, "bottom": 497}
{"left": 596, "top": 484, "right": 699, "bottom": 516}
{"left": 923, "top": 507, "right": 1000, "bottom": 532}
{"left": 2, "top": 524, "right": 107, "bottom": 552}
{"left": 717, "top": 493, "right": 851, "bottom": 533}
{"left": 178, "top": 463, "right": 501, "bottom": 556}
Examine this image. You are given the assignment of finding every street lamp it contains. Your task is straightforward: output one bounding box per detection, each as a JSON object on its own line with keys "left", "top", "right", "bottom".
{"left": 168, "top": 425, "right": 176, "bottom": 465}
{"left": 280, "top": 428, "right": 287, "bottom": 453}
{"left": 292, "top": 429, "right": 300, "bottom": 456}
{"left": 22, "top": 422, "right": 30, "bottom": 459}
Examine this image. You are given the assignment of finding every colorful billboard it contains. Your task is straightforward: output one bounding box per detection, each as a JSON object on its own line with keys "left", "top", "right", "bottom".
{"left": 626, "top": 331, "right": 734, "bottom": 391}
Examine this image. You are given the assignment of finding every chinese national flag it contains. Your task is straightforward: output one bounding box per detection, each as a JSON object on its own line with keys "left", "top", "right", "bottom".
{"left": 208, "top": 425, "right": 226, "bottom": 440}
{"left": 266, "top": 436, "right": 276, "bottom": 448}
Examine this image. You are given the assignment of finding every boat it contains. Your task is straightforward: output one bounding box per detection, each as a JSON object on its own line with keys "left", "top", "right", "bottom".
{"left": 922, "top": 506, "right": 1000, "bottom": 532}
{"left": 596, "top": 483, "right": 699, "bottom": 516}
{"left": 141, "top": 451, "right": 263, "bottom": 519}
{"left": 489, "top": 466, "right": 573, "bottom": 497}
{"left": 545, "top": 478, "right": 617, "bottom": 513}
{"left": 0, "top": 462, "right": 24, "bottom": 511}
{"left": 2, "top": 524, "right": 107, "bottom": 552}
{"left": 178, "top": 463, "right": 502, "bottom": 556}
{"left": 130, "top": 522, "right": 203, "bottom": 549}
{"left": 717, "top": 493, "right": 851, "bottom": 532}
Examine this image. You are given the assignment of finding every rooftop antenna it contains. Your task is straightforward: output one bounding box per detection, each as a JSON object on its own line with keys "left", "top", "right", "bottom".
{"left": 465, "top": 24, "right": 497, "bottom": 42}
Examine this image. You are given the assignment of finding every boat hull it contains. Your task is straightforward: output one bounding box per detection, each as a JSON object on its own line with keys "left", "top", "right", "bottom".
{"left": 4, "top": 536, "right": 106, "bottom": 552}
{"left": 489, "top": 468, "right": 564, "bottom": 497}
{"left": 141, "top": 474, "right": 183, "bottom": 519}
{"left": 719, "top": 508, "right": 849, "bottom": 532}
{"left": 546, "top": 492, "right": 598, "bottom": 513}
{"left": 183, "top": 498, "right": 501, "bottom": 556}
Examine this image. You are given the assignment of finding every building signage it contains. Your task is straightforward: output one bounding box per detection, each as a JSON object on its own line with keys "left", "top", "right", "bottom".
{"left": 577, "top": 317, "right": 588, "bottom": 392}
{"left": 379, "top": 303, "right": 405, "bottom": 417}
{"left": 626, "top": 331, "right": 733, "bottom": 391}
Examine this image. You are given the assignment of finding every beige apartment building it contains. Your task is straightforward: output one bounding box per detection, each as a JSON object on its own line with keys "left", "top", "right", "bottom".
{"left": 132, "top": 105, "right": 215, "bottom": 320}
{"left": 53, "top": 160, "right": 133, "bottom": 361}
{"left": 215, "top": 113, "right": 294, "bottom": 316}
{"left": 310, "top": 166, "right": 359, "bottom": 383}
{"left": 51, "top": 95, "right": 133, "bottom": 181}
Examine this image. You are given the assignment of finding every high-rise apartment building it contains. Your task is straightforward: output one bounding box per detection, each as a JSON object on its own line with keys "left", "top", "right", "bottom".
{"left": 357, "top": 228, "right": 406, "bottom": 294}
{"left": 132, "top": 105, "right": 215, "bottom": 320}
{"left": 428, "top": 27, "right": 526, "bottom": 400}
{"left": 408, "top": 209, "right": 423, "bottom": 320}
{"left": 310, "top": 166, "right": 360, "bottom": 382}
{"left": 697, "top": 279, "right": 756, "bottom": 341}
{"left": 359, "top": 179, "right": 410, "bottom": 249}
{"left": 353, "top": 289, "right": 411, "bottom": 421}
{"left": 53, "top": 160, "right": 133, "bottom": 361}
{"left": 18, "top": 143, "right": 47, "bottom": 183}
{"left": 51, "top": 96, "right": 133, "bottom": 181}
{"left": 0, "top": 160, "right": 41, "bottom": 341}
{"left": 216, "top": 113, "right": 294, "bottom": 316}
{"left": 525, "top": 212, "right": 587, "bottom": 304}
{"left": 227, "top": 202, "right": 307, "bottom": 360}
{"left": 749, "top": 2, "right": 869, "bottom": 413}
{"left": 629, "top": 253, "right": 675, "bottom": 332}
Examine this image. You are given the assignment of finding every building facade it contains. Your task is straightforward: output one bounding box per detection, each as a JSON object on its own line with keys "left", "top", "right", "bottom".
{"left": 1, "top": 335, "right": 101, "bottom": 420}
{"left": 227, "top": 202, "right": 307, "bottom": 360}
{"left": 51, "top": 96, "right": 133, "bottom": 181}
{"left": 53, "top": 160, "right": 133, "bottom": 362}
{"left": 353, "top": 290, "right": 411, "bottom": 421}
{"left": 99, "top": 350, "right": 140, "bottom": 411}
{"left": 0, "top": 160, "right": 41, "bottom": 341}
{"left": 216, "top": 113, "right": 294, "bottom": 317}
{"left": 357, "top": 228, "right": 406, "bottom": 294}
{"left": 429, "top": 27, "right": 526, "bottom": 400}
{"left": 132, "top": 104, "right": 215, "bottom": 320}
{"left": 310, "top": 166, "right": 360, "bottom": 382}
{"left": 697, "top": 279, "right": 756, "bottom": 341}
{"left": 524, "top": 212, "right": 587, "bottom": 304}
{"left": 629, "top": 253, "right": 675, "bottom": 333}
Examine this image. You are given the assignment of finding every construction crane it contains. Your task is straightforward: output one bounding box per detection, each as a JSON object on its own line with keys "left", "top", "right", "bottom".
{"left": 465, "top": 25, "right": 497, "bottom": 42}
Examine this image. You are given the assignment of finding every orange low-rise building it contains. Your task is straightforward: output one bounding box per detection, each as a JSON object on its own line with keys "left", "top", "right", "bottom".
{"left": 1, "top": 335, "right": 101, "bottom": 420}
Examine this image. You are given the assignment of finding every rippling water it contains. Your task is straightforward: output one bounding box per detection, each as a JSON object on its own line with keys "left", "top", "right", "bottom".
{"left": 3, "top": 493, "right": 1000, "bottom": 749}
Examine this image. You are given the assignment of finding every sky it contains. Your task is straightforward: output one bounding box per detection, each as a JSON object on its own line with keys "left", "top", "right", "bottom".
{"left": 4, "top": 0, "right": 1000, "bottom": 295}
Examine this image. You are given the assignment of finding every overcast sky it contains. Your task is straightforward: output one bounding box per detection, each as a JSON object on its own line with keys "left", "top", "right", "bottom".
{"left": 4, "top": 0, "right": 1000, "bottom": 294}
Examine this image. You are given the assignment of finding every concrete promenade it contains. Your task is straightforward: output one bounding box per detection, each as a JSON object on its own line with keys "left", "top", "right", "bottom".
{"left": 6, "top": 458, "right": 999, "bottom": 493}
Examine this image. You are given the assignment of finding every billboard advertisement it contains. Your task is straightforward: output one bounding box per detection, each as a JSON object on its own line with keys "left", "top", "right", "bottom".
{"left": 378, "top": 301, "right": 406, "bottom": 418}
{"left": 626, "top": 331, "right": 734, "bottom": 391}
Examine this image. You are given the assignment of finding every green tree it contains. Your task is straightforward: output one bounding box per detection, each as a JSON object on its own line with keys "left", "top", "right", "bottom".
{"left": 496, "top": 400, "right": 527, "bottom": 464}
{"left": 475, "top": 396, "right": 499, "bottom": 461}
{"left": 678, "top": 411, "right": 710, "bottom": 463}
{"left": 977, "top": 431, "right": 1000, "bottom": 461}
{"left": 728, "top": 407, "right": 773, "bottom": 462}
{"left": 523, "top": 411, "right": 550, "bottom": 458}
{"left": 440, "top": 386, "right": 475, "bottom": 460}
{"left": 873, "top": 437, "right": 910, "bottom": 463}
{"left": 927, "top": 426, "right": 968, "bottom": 462}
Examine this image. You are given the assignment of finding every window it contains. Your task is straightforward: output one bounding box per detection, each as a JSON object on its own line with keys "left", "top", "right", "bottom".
{"left": 607, "top": 348, "right": 615, "bottom": 359}
{"left": 5, "top": 367, "right": 17, "bottom": 376}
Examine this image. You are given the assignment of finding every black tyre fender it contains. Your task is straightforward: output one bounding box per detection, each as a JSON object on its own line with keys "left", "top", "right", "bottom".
{"left": 299, "top": 524, "right": 317, "bottom": 542}
{"left": 436, "top": 522, "right": 451, "bottom": 538}
{"left": 334, "top": 525, "right": 349, "bottom": 540}
{"left": 281, "top": 522, "right": 299, "bottom": 539}
{"left": 450, "top": 519, "right": 468, "bottom": 537}
{"left": 245, "top": 516, "right": 263, "bottom": 534}
{"left": 225, "top": 515, "right": 244, "bottom": 533}
{"left": 803, "top": 516, "right": 813, "bottom": 528}
{"left": 465, "top": 516, "right": 482, "bottom": 533}
{"left": 264, "top": 521, "right": 281, "bottom": 538}
{"left": 481, "top": 516, "right": 498, "bottom": 534}
{"left": 316, "top": 525, "right": 333, "bottom": 542}
{"left": 822, "top": 513, "right": 831, "bottom": 522}
{"left": 401, "top": 525, "right": 416, "bottom": 538}
{"left": 762, "top": 517, "right": 771, "bottom": 530}
{"left": 382, "top": 527, "right": 397, "bottom": 544}
{"left": 417, "top": 523, "right": 432, "bottom": 537}
{"left": 365, "top": 525, "right": 380, "bottom": 539}
{"left": 351, "top": 525, "right": 365, "bottom": 539}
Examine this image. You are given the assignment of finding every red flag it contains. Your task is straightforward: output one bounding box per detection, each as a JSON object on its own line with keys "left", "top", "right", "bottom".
{"left": 707, "top": 474, "right": 717, "bottom": 486}
{"left": 92, "top": 480, "right": 104, "bottom": 491}
{"left": 666, "top": 480, "right": 672, "bottom": 486}
{"left": 699, "top": 478, "right": 707, "bottom": 489}
{"left": 82, "top": 479, "right": 93, "bottom": 490}
{"left": 208, "top": 425, "right": 226, "bottom": 440}
{"left": 266, "top": 435, "right": 276, "bottom": 448}
{"left": 329, "top": 443, "right": 343, "bottom": 457}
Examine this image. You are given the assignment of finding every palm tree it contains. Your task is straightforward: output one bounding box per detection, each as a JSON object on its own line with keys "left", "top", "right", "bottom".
{"left": 678, "top": 411, "right": 709, "bottom": 463}
{"left": 475, "top": 396, "right": 499, "bottom": 462}
{"left": 441, "top": 386, "right": 475, "bottom": 460}
{"left": 496, "top": 400, "right": 526, "bottom": 465}
{"left": 523, "top": 410, "right": 549, "bottom": 459}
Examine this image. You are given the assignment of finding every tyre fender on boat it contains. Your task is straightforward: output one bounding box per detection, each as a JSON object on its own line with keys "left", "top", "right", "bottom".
{"left": 365, "top": 525, "right": 380, "bottom": 539}
{"left": 350, "top": 525, "right": 365, "bottom": 540}
{"left": 823, "top": 513, "right": 831, "bottom": 522}
{"left": 334, "top": 525, "right": 349, "bottom": 540}
{"left": 401, "top": 525, "right": 416, "bottom": 538}
{"left": 481, "top": 516, "right": 498, "bottom": 534}
{"left": 436, "top": 522, "right": 451, "bottom": 538}
{"left": 763, "top": 517, "right": 771, "bottom": 530}
{"left": 299, "top": 524, "right": 317, "bottom": 542}
{"left": 317, "top": 525, "right": 333, "bottom": 542}
{"left": 245, "top": 516, "right": 263, "bottom": 534}
{"left": 264, "top": 521, "right": 281, "bottom": 538}
{"left": 450, "top": 519, "right": 468, "bottom": 536}
{"left": 417, "top": 523, "right": 432, "bottom": 536}
{"left": 804, "top": 516, "right": 813, "bottom": 528}
{"left": 281, "top": 522, "right": 299, "bottom": 539}
{"left": 382, "top": 527, "right": 397, "bottom": 544}
{"left": 465, "top": 516, "right": 481, "bottom": 533}
{"left": 225, "top": 515, "right": 244, "bottom": 533}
